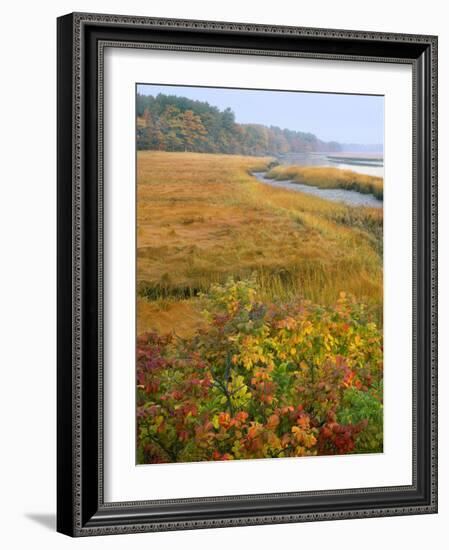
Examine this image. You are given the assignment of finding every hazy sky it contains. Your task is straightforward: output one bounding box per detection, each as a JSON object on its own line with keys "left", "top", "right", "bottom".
{"left": 137, "top": 84, "right": 384, "bottom": 146}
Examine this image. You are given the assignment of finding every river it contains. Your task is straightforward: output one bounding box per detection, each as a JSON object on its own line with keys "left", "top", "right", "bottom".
{"left": 252, "top": 172, "right": 383, "bottom": 208}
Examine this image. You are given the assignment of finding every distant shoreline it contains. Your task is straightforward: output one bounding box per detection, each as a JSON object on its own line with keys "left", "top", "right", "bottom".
{"left": 326, "top": 154, "right": 383, "bottom": 167}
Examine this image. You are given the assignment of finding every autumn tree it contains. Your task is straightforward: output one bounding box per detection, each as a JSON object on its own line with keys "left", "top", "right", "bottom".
{"left": 158, "top": 105, "right": 184, "bottom": 151}
{"left": 179, "top": 110, "right": 207, "bottom": 151}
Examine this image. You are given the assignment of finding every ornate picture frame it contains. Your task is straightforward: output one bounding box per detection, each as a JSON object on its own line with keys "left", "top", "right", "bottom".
{"left": 57, "top": 12, "right": 437, "bottom": 536}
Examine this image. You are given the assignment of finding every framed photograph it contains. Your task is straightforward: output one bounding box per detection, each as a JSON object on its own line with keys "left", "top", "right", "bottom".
{"left": 57, "top": 12, "right": 438, "bottom": 536}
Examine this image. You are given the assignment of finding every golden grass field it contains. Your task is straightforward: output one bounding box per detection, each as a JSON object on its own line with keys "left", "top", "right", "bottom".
{"left": 137, "top": 151, "right": 383, "bottom": 337}
{"left": 267, "top": 164, "right": 384, "bottom": 200}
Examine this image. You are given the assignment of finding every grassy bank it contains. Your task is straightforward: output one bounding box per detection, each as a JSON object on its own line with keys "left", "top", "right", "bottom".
{"left": 137, "top": 151, "right": 383, "bottom": 336}
{"left": 266, "top": 164, "right": 384, "bottom": 200}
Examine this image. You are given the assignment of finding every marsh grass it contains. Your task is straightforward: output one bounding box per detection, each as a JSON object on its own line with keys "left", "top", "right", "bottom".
{"left": 137, "top": 151, "right": 383, "bottom": 335}
{"left": 266, "top": 164, "right": 384, "bottom": 200}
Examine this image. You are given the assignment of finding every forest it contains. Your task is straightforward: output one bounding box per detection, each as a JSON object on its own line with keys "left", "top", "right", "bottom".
{"left": 136, "top": 93, "right": 343, "bottom": 156}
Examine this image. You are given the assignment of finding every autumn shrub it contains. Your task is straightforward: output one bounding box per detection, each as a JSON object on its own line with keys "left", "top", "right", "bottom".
{"left": 137, "top": 277, "right": 383, "bottom": 463}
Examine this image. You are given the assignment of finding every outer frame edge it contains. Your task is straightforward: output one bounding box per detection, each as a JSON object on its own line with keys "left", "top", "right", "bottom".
{"left": 56, "top": 12, "right": 76, "bottom": 538}
{"left": 58, "top": 11, "right": 438, "bottom": 537}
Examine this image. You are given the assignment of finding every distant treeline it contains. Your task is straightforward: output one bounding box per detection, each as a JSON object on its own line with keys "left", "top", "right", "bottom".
{"left": 136, "top": 93, "right": 343, "bottom": 156}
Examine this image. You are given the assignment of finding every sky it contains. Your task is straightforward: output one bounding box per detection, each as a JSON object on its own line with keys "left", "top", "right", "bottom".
{"left": 137, "top": 84, "right": 384, "bottom": 146}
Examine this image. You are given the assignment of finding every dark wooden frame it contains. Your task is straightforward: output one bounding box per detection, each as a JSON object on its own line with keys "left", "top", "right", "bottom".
{"left": 57, "top": 12, "right": 438, "bottom": 537}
